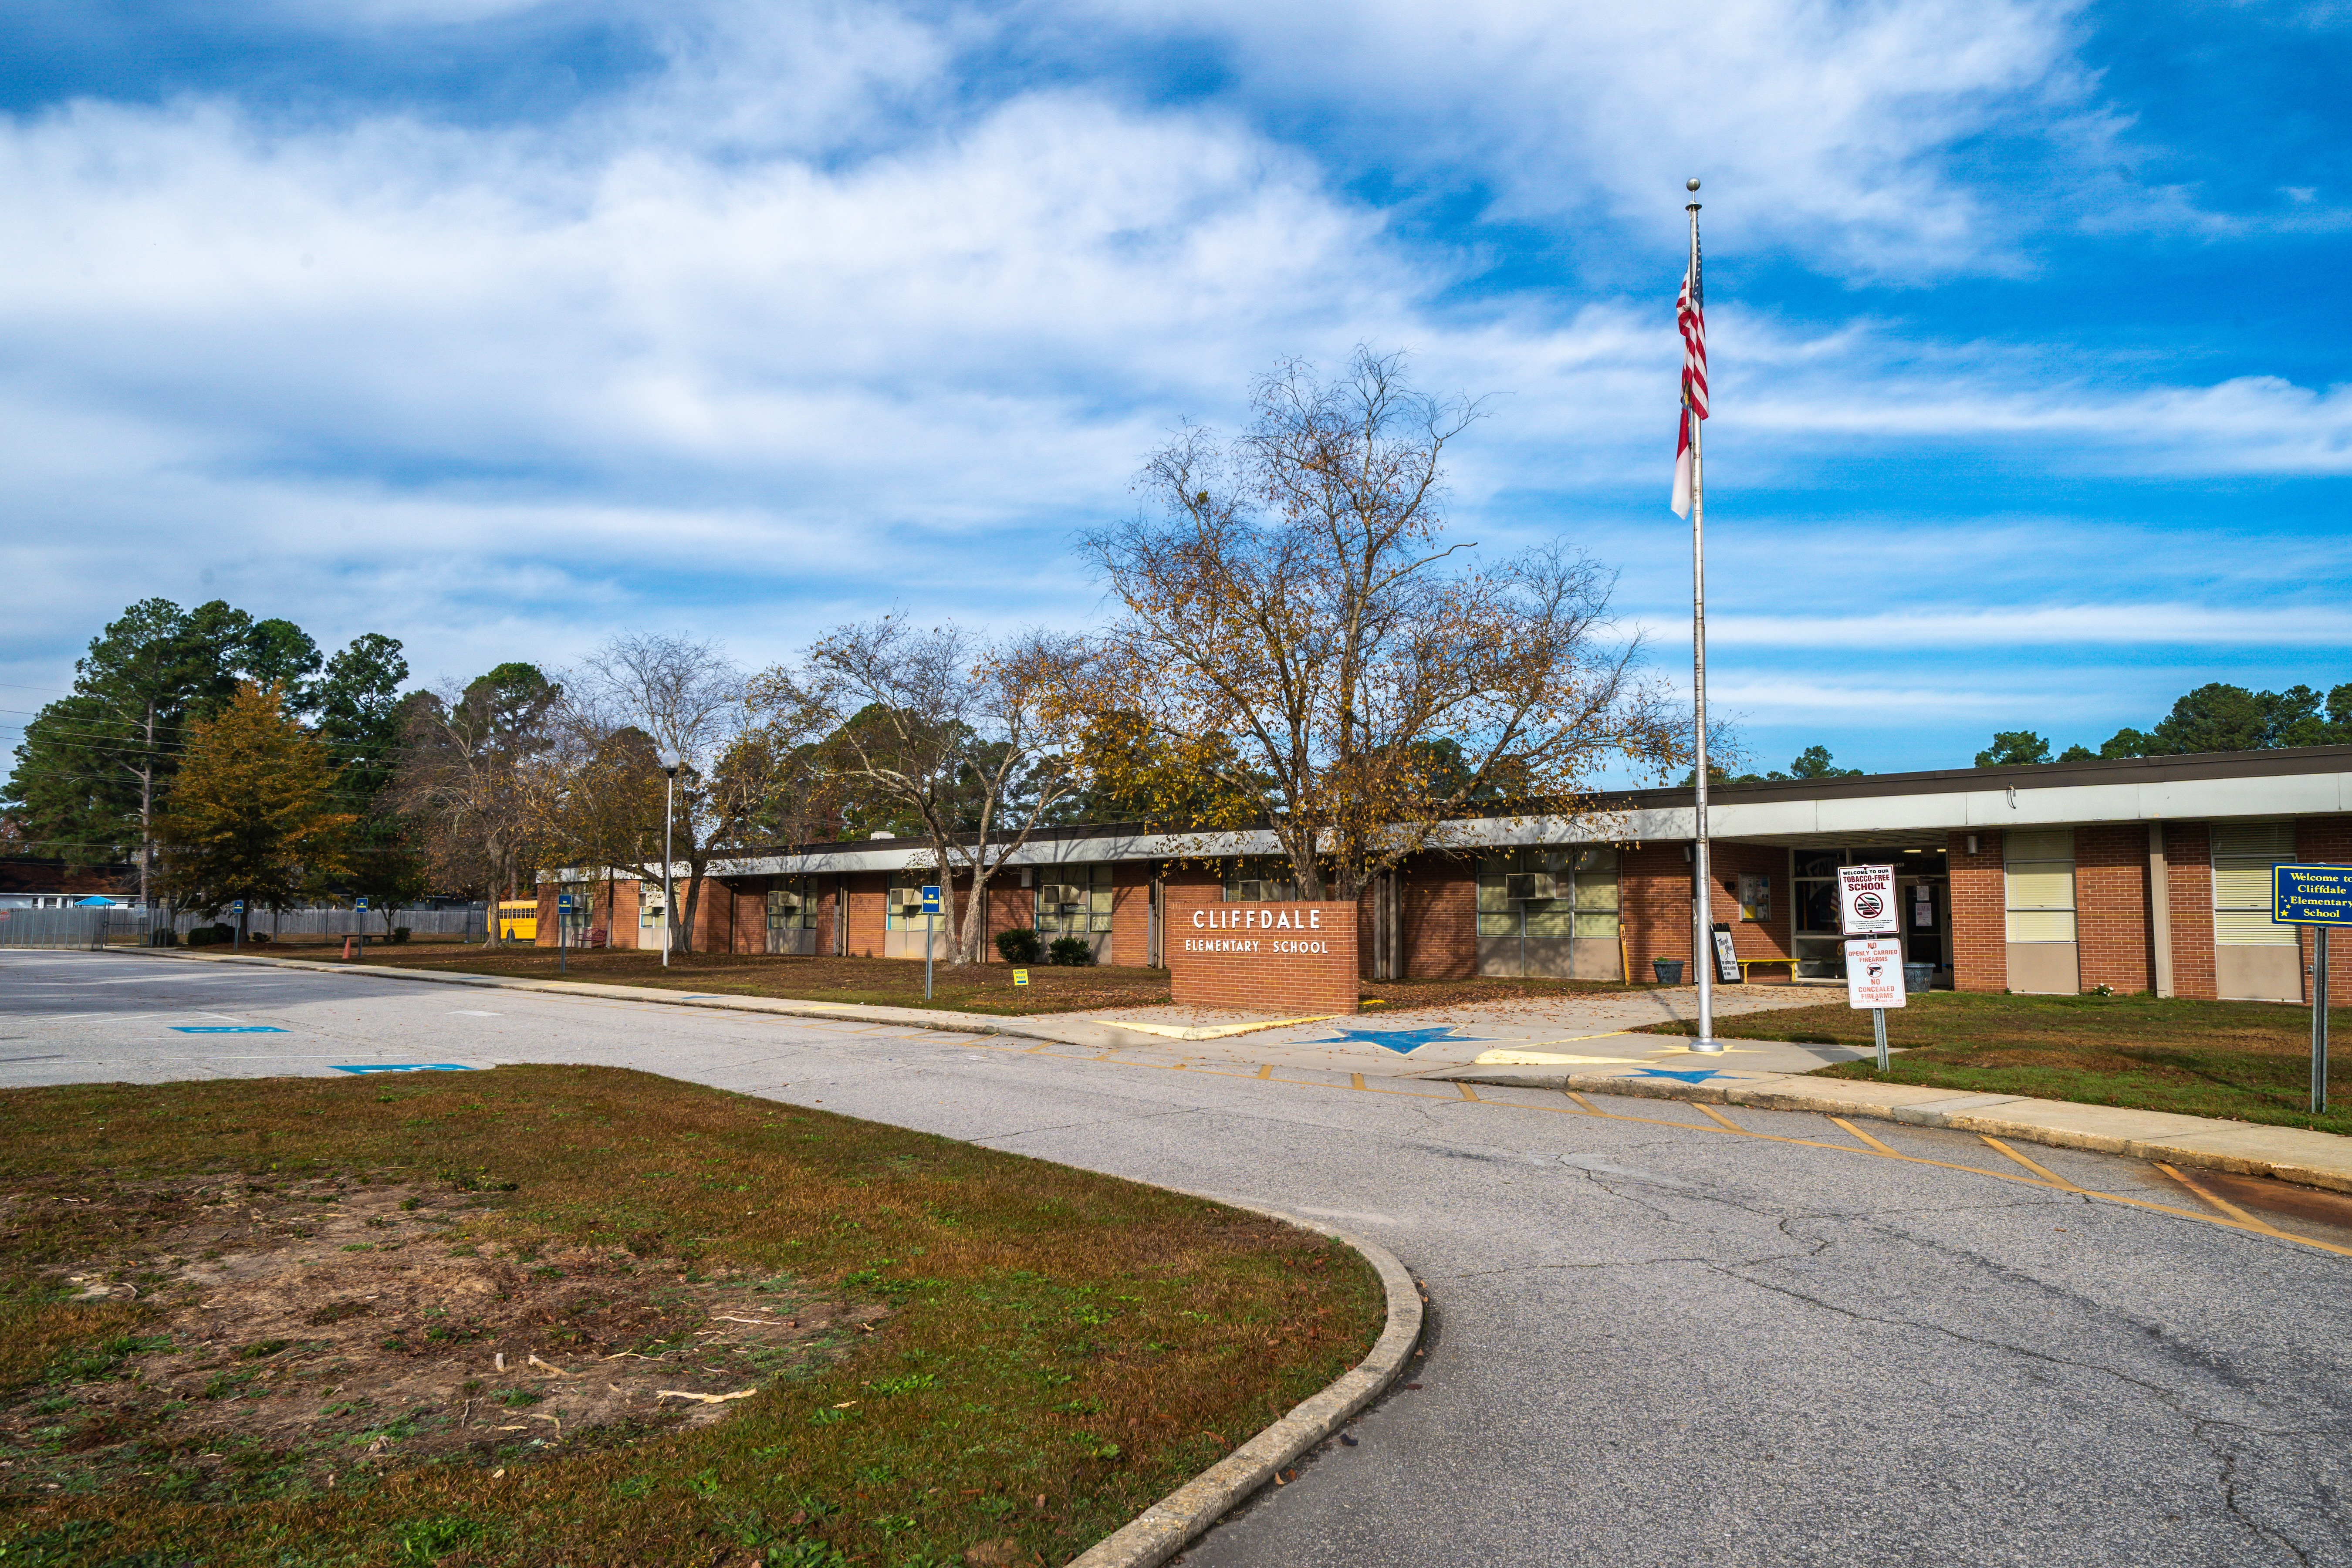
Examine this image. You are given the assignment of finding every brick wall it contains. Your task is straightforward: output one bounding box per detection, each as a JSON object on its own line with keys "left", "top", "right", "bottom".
{"left": 1706, "top": 841, "right": 1793, "bottom": 980}
{"left": 2297, "top": 818, "right": 2352, "bottom": 1002}
{"left": 1111, "top": 864, "right": 1155, "bottom": 967}
{"left": 843, "top": 872, "right": 887, "bottom": 958}
{"left": 1620, "top": 841, "right": 1693, "bottom": 980}
{"left": 1949, "top": 831, "right": 2005, "bottom": 993}
{"left": 1401, "top": 854, "right": 1476, "bottom": 980}
{"left": 1164, "top": 881, "right": 1358, "bottom": 1015}
{"left": 2075, "top": 825, "right": 2153, "bottom": 994}
{"left": 2165, "top": 822, "right": 2216, "bottom": 1000}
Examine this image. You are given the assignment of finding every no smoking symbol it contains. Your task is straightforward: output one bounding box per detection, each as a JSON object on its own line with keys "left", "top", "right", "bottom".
{"left": 1853, "top": 892, "right": 1885, "bottom": 919}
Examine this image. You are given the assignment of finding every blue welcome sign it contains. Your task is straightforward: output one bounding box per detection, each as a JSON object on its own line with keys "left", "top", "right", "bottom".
{"left": 2276, "top": 865, "right": 2352, "bottom": 926}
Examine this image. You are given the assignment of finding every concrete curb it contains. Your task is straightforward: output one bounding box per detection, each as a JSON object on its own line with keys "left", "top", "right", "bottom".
{"left": 1063, "top": 1204, "right": 1423, "bottom": 1568}
{"left": 109, "top": 946, "right": 1181, "bottom": 1053}
{"left": 1439, "top": 1064, "right": 2352, "bottom": 1195}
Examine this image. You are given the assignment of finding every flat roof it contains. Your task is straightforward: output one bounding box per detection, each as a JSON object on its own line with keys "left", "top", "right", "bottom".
{"left": 685, "top": 744, "right": 2352, "bottom": 877}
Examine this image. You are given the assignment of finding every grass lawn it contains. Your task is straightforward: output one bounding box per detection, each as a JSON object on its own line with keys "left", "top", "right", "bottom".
{"left": 1639, "top": 990, "right": 2352, "bottom": 1137}
{"left": 0, "top": 1067, "right": 1384, "bottom": 1567}
{"left": 227, "top": 942, "right": 1660, "bottom": 1018}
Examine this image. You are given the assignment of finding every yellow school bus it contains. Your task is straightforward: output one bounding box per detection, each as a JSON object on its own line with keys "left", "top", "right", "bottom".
{"left": 496, "top": 899, "right": 538, "bottom": 942}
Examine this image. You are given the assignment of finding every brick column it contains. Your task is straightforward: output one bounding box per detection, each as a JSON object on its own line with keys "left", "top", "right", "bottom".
{"left": 2296, "top": 818, "right": 2352, "bottom": 1003}
{"left": 2075, "top": 825, "right": 2153, "bottom": 993}
{"left": 1164, "top": 882, "right": 1358, "bottom": 1014}
{"left": 2166, "top": 822, "right": 2217, "bottom": 1000}
{"left": 1621, "top": 841, "right": 1693, "bottom": 980}
{"left": 1949, "top": 830, "right": 2005, "bottom": 992}
{"left": 1400, "top": 855, "right": 1475, "bottom": 980}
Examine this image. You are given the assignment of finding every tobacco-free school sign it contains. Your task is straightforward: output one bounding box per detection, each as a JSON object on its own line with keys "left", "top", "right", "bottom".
{"left": 1837, "top": 864, "right": 1899, "bottom": 936}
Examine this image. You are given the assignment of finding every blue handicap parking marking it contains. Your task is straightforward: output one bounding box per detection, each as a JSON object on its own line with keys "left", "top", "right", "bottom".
{"left": 1318, "top": 1026, "right": 1479, "bottom": 1055}
{"left": 169, "top": 1025, "right": 286, "bottom": 1034}
{"left": 331, "top": 1064, "right": 476, "bottom": 1074}
{"left": 1632, "top": 1068, "right": 1734, "bottom": 1084}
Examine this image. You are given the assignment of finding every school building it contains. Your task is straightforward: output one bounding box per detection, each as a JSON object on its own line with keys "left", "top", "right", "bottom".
{"left": 534, "top": 744, "right": 2352, "bottom": 1004}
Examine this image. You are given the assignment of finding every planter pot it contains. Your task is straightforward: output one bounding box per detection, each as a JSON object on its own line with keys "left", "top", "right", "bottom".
{"left": 1652, "top": 958, "right": 1684, "bottom": 985}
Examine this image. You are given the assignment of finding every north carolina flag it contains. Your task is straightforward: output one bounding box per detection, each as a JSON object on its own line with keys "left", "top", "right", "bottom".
{"left": 1670, "top": 260, "right": 1707, "bottom": 517}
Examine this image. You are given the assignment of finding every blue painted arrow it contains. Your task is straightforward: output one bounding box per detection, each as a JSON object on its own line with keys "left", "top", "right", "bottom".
{"left": 1631, "top": 1068, "right": 1733, "bottom": 1084}
{"left": 1316, "top": 1026, "right": 1475, "bottom": 1055}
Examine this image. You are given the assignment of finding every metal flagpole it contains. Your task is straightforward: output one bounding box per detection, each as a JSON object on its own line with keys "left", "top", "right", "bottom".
{"left": 1686, "top": 177, "right": 1720, "bottom": 1053}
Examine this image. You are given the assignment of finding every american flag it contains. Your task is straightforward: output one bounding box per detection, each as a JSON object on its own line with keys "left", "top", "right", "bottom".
{"left": 1671, "top": 252, "right": 1707, "bottom": 517}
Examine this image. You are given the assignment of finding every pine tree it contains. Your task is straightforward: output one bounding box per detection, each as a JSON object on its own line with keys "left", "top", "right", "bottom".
{"left": 155, "top": 683, "right": 355, "bottom": 929}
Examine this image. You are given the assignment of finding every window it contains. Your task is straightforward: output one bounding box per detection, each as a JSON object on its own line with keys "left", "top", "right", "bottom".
{"left": 1039, "top": 864, "right": 1114, "bottom": 934}
{"left": 558, "top": 882, "right": 592, "bottom": 935}
{"left": 639, "top": 885, "right": 666, "bottom": 930}
{"left": 1222, "top": 859, "right": 1299, "bottom": 903}
{"left": 767, "top": 878, "right": 817, "bottom": 932}
{"left": 1737, "top": 874, "right": 1771, "bottom": 923}
{"left": 2213, "top": 822, "right": 2296, "bottom": 947}
{"left": 885, "top": 871, "right": 935, "bottom": 931}
{"left": 2004, "top": 828, "right": 2076, "bottom": 943}
{"left": 1478, "top": 848, "right": 1618, "bottom": 939}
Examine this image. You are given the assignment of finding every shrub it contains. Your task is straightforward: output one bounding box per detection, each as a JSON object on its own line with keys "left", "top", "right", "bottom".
{"left": 392, "top": 926, "right": 411, "bottom": 943}
{"left": 1047, "top": 935, "right": 1096, "bottom": 967}
{"left": 248, "top": 931, "right": 270, "bottom": 945}
{"left": 994, "top": 928, "right": 1042, "bottom": 964}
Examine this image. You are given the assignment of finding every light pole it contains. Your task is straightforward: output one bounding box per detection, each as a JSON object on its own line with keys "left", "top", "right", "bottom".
{"left": 660, "top": 751, "right": 681, "bottom": 969}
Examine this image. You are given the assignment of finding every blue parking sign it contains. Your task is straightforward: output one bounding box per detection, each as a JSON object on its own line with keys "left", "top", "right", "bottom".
{"left": 356, "top": 896, "right": 369, "bottom": 912}
{"left": 921, "top": 884, "right": 942, "bottom": 914}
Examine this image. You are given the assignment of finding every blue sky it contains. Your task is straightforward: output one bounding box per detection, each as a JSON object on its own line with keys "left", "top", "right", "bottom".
{"left": 0, "top": 0, "right": 2345, "bottom": 778}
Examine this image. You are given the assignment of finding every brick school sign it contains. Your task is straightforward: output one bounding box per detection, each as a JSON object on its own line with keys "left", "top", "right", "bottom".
{"left": 1164, "top": 885, "right": 1358, "bottom": 1016}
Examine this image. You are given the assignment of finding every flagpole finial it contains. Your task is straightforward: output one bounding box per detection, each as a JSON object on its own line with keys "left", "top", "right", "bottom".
{"left": 1686, "top": 177, "right": 1700, "bottom": 192}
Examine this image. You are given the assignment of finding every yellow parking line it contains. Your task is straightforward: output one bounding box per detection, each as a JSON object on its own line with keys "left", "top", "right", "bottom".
{"left": 1256, "top": 1064, "right": 1273, "bottom": 1079}
{"left": 1980, "top": 1136, "right": 2084, "bottom": 1191}
{"left": 2156, "top": 1162, "right": 2291, "bottom": 1236}
{"left": 1693, "top": 1103, "right": 1744, "bottom": 1133}
{"left": 1350, "top": 1073, "right": 1366, "bottom": 1091}
{"left": 1830, "top": 1116, "right": 1902, "bottom": 1157}
{"left": 1564, "top": 1091, "right": 1600, "bottom": 1114}
{"left": 1456, "top": 1083, "right": 1480, "bottom": 1102}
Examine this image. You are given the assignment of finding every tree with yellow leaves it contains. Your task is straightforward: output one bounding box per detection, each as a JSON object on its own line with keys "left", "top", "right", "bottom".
{"left": 156, "top": 682, "right": 354, "bottom": 935}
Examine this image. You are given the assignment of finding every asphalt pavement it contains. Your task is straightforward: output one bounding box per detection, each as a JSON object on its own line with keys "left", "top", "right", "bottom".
{"left": 5, "top": 948, "right": 2349, "bottom": 1568}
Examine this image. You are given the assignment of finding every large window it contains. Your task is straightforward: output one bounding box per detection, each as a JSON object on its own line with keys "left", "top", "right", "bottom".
{"left": 1037, "top": 864, "right": 1114, "bottom": 934}
{"left": 2213, "top": 822, "right": 2296, "bottom": 947}
{"left": 885, "top": 871, "right": 932, "bottom": 932}
{"left": 1477, "top": 848, "right": 1619, "bottom": 940}
{"left": 1221, "top": 859, "right": 1300, "bottom": 903}
{"left": 558, "top": 882, "right": 592, "bottom": 936}
{"left": 2004, "top": 829, "right": 2076, "bottom": 943}
{"left": 767, "top": 877, "right": 817, "bottom": 933}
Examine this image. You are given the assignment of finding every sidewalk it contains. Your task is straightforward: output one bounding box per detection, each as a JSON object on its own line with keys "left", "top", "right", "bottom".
{"left": 1434, "top": 1055, "right": 2352, "bottom": 1196}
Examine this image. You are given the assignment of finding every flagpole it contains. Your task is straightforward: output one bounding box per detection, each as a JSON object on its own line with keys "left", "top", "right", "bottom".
{"left": 1686, "top": 177, "right": 1720, "bottom": 1052}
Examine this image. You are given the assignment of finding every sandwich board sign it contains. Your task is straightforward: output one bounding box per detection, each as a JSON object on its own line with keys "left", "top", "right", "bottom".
{"left": 1836, "top": 865, "right": 1898, "bottom": 936}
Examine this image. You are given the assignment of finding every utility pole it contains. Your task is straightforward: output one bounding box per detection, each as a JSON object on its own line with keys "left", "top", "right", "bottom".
{"left": 660, "top": 752, "right": 681, "bottom": 969}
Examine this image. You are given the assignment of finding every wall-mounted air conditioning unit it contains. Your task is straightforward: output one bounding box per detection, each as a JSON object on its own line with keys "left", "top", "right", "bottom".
{"left": 1504, "top": 872, "right": 1558, "bottom": 901}
{"left": 1039, "top": 884, "right": 1086, "bottom": 908}
{"left": 1233, "top": 880, "right": 1288, "bottom": 903}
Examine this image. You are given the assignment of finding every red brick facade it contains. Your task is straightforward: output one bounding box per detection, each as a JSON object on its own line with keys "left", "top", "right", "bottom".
{"left": 1949, "top": 831, "right": 2004, "bottom": 993}
{"left": 2164, "top": 822, "right": 2217, "bottom": 1001}
{"left": 1400, "top": 856, "right": 1476, "bottom": 980}
{"left": 2075, "top": 825, "right": 2154, "bottom": 994}
{"left": 1163, "top": 881, "right": 1358, "bottom": 1015}
{"left": 1620, "top": 841, "right": 1693, "bottom": 980}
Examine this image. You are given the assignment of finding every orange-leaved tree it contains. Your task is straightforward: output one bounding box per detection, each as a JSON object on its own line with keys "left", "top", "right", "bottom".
{"left": 155, "top": 681, "right": 355, "bottom": 930}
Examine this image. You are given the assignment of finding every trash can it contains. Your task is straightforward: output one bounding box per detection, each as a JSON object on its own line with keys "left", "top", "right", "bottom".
{"left": 1653, "top": 958, "right": 1684, "bottom": 985}
{"left": 1903, "top": 962, "right": 1935, "bottom": 994}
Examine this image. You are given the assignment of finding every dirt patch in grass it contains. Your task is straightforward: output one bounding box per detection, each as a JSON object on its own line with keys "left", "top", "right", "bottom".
{"left": 1637, "top": 990, "right": 2352, "bottom": 1137}
{"left": 2, "top": 1175, "right": 875, "bottom": 1504}
{"left": 0, "top": 1066, "right": 1383, "bottom": 1567}
{"left": 279, "top": 945, "right": 1176, "bottom": 1016}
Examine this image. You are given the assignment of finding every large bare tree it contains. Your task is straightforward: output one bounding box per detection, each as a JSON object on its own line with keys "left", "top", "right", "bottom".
{"left": 389, "top": 664, "right": 560, "bottom": 924}
{"left": 752, "top": 618, "right": 1088, "bottom": 965}
{"left": 1079, "top": 347, "right": 1682, "bottom": 903}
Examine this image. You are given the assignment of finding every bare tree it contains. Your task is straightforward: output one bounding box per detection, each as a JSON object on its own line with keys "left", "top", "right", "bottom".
{"left": 561, "top": 633, "right": 750, "bottom": 954}
{"left": 753, "top": 617, "right": 1087, "bottom": 965}
{"left": 388, "top": 665, "right": 560, "bottom": 923}
{"left": 1079, "top": 347, "right": 1683, "bottom": 903}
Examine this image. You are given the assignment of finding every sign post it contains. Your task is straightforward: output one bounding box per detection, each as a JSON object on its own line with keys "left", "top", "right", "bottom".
{"left": 921, "top": 885, "right": 942, "bottom": 1002}
{"left": 355, "top": 896, "right": 369, "bottom": 962}
{"left": 2274, "top": 865, "right": 2352, "bottom": 1115}
{"left": 558, "top": 892, "right": 574, "bottom": 976}
{"left": 1838, "top": 865, "right": 1901, "bottom": 1071}
{"left": 230, "top": 899, "right": 244, "bottom": 953}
